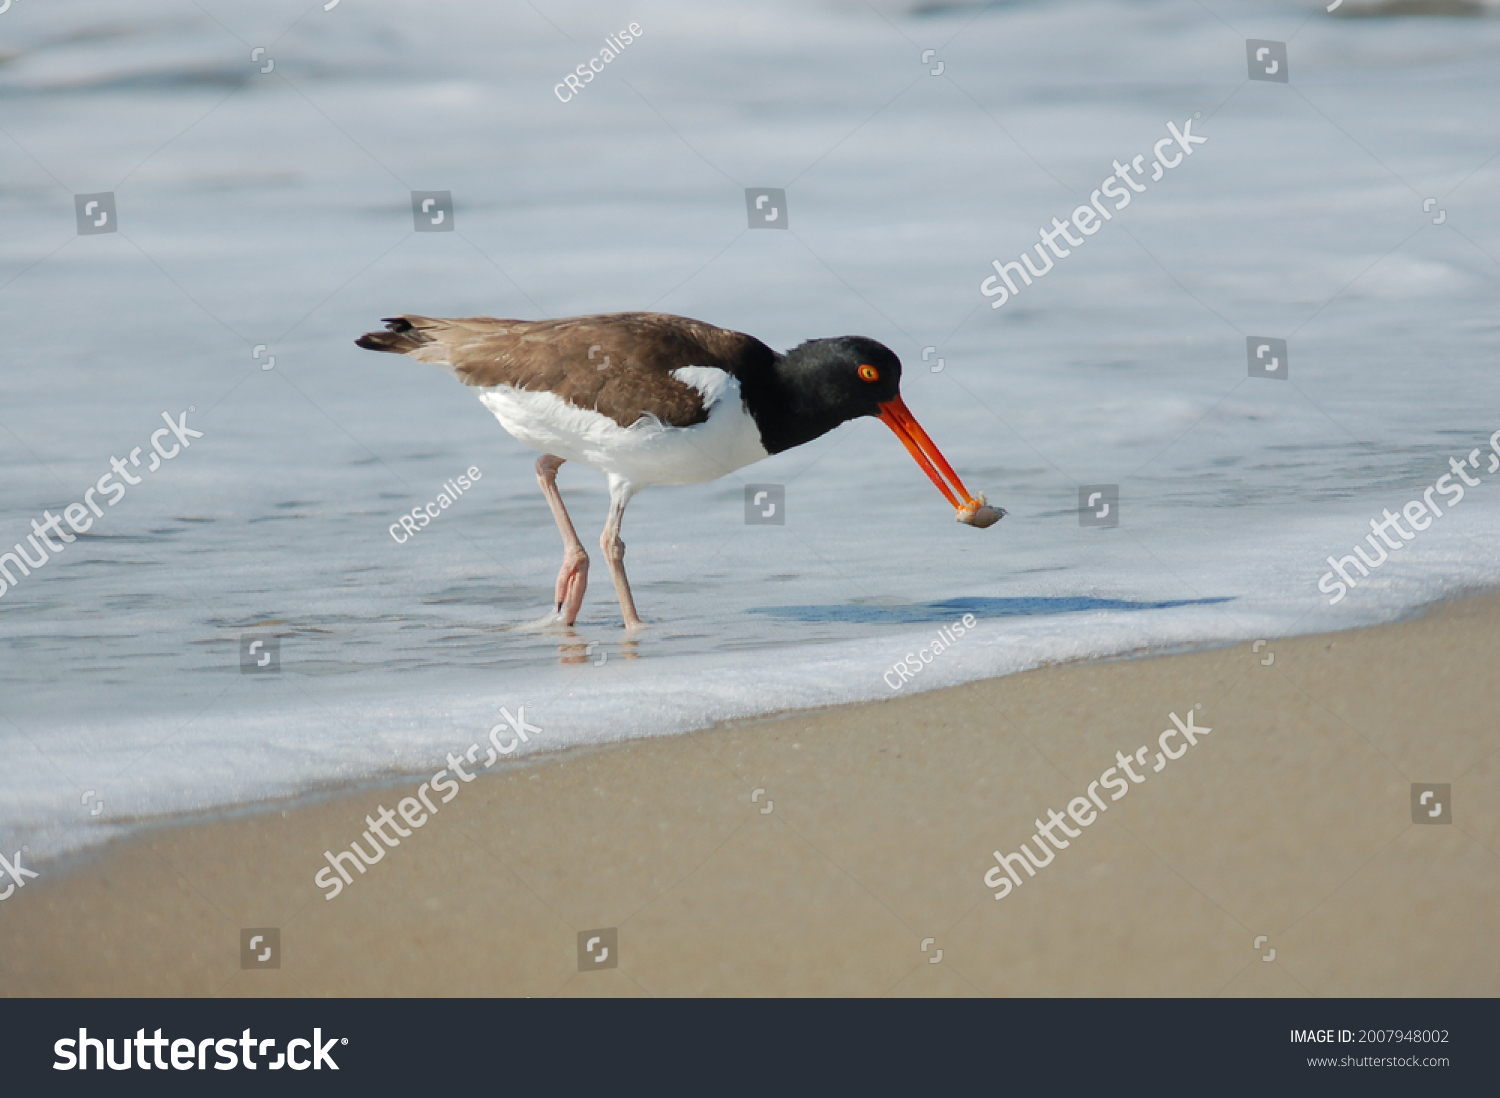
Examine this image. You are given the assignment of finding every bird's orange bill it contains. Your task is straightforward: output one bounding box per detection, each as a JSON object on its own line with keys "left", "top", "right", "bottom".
{"left": 877, "top": 395, "right": 979, "bottom": 514}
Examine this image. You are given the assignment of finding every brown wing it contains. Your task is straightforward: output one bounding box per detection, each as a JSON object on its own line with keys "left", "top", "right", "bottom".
{"left": 356, "top": 312, "right": 773, "bottom": 429}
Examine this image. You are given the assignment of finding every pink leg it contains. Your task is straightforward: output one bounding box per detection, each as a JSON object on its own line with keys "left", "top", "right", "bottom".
{"left": 600, "top": 476, "right": 644, "bottom": 630}
{"left": 535, "top": 455, "right": 588, "bottom": 625}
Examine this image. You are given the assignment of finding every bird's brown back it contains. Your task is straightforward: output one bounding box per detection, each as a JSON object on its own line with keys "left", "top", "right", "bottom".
{"left": 356, "top": 312, "right": 775, "bottom": 429}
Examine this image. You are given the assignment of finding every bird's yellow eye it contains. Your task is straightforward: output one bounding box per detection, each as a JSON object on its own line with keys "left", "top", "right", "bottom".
{"left": 858, "top": 364, "right": 880, "bottom": 382}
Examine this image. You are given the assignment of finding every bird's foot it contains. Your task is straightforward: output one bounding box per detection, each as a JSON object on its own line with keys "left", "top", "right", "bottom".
{"left": 554, "top": 553, "right": 589, "bottom": 624}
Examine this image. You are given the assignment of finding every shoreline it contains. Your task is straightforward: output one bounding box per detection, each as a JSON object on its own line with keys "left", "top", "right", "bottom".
{"left": 11, "top": 575, "right": 1500, "bottom": 879}
{"left": 18, "top": 587, "right": 1493, "bottom": 881}
{"left": 4, "top": 590, "right": 1498, "bottom": 996}
{"left": 26, "top": 595, "right": 1447, "bottom": 881}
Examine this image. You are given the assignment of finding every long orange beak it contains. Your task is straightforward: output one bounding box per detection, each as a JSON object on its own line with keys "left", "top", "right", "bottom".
{"left": 877, "top": 395, "right": 981, "bottom": 515}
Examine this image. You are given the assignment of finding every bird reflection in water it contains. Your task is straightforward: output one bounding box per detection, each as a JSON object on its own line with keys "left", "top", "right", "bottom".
{"left": 558, "top": 637, "right": 640, "bottom": 666}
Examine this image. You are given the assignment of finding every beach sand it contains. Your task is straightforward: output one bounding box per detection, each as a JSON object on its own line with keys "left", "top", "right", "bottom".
{"left": 3, "top": 594, "right": 1498, "bottom": 997}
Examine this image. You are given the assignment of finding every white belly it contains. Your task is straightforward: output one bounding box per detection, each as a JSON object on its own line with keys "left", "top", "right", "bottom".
{"left": 474, "top": 366, "right": 770, "bottom": 489}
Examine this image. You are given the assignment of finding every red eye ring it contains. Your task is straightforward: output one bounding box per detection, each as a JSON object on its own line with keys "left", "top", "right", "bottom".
{"left": 858, "top": 364, "right": 880, "bottom": 382}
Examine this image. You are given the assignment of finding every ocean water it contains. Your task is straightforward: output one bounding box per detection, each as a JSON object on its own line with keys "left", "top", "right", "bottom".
{"left": 1, "top": 0, "right": 1497, "bottom": 864}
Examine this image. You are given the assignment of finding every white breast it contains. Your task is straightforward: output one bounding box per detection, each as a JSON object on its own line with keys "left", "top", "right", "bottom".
{"left": 474, "top": 366, "right": 770, "bottom": 489}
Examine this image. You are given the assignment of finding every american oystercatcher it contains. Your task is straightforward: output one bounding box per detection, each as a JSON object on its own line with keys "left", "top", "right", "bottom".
{"left": 357, "top": 312, "right": 1001, "bottom": 629}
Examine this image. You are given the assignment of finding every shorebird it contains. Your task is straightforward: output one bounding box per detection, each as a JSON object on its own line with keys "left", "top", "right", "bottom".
{"left": 357, "top": 312, "right": 1001, "bottom": 629}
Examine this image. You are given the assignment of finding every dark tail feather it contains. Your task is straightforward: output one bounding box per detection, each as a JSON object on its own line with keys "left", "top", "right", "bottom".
{"left": 355, "top": 316, "right": 428, "bottom": 354}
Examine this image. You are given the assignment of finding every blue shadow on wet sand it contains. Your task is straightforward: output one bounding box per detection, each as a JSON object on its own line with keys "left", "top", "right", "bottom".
{"left": 749, "top": 596, "right": 1234, "bottom": 626}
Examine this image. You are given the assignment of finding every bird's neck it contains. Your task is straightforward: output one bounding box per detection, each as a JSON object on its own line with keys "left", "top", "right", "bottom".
{"left": 738, "top": 346, "right": 853, "bottom": 456}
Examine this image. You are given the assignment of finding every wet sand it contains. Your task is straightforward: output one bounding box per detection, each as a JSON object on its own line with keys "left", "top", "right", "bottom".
{"left": 3, "top": 594, "right": 1498, "bottom": 997}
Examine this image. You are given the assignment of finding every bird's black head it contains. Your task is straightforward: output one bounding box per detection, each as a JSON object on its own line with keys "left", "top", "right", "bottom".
{"left": 754, "top": 332, "right": 1001, "bottom": 529}
{"left": 769, "top": 336, "right": 903, "bottom": 447}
